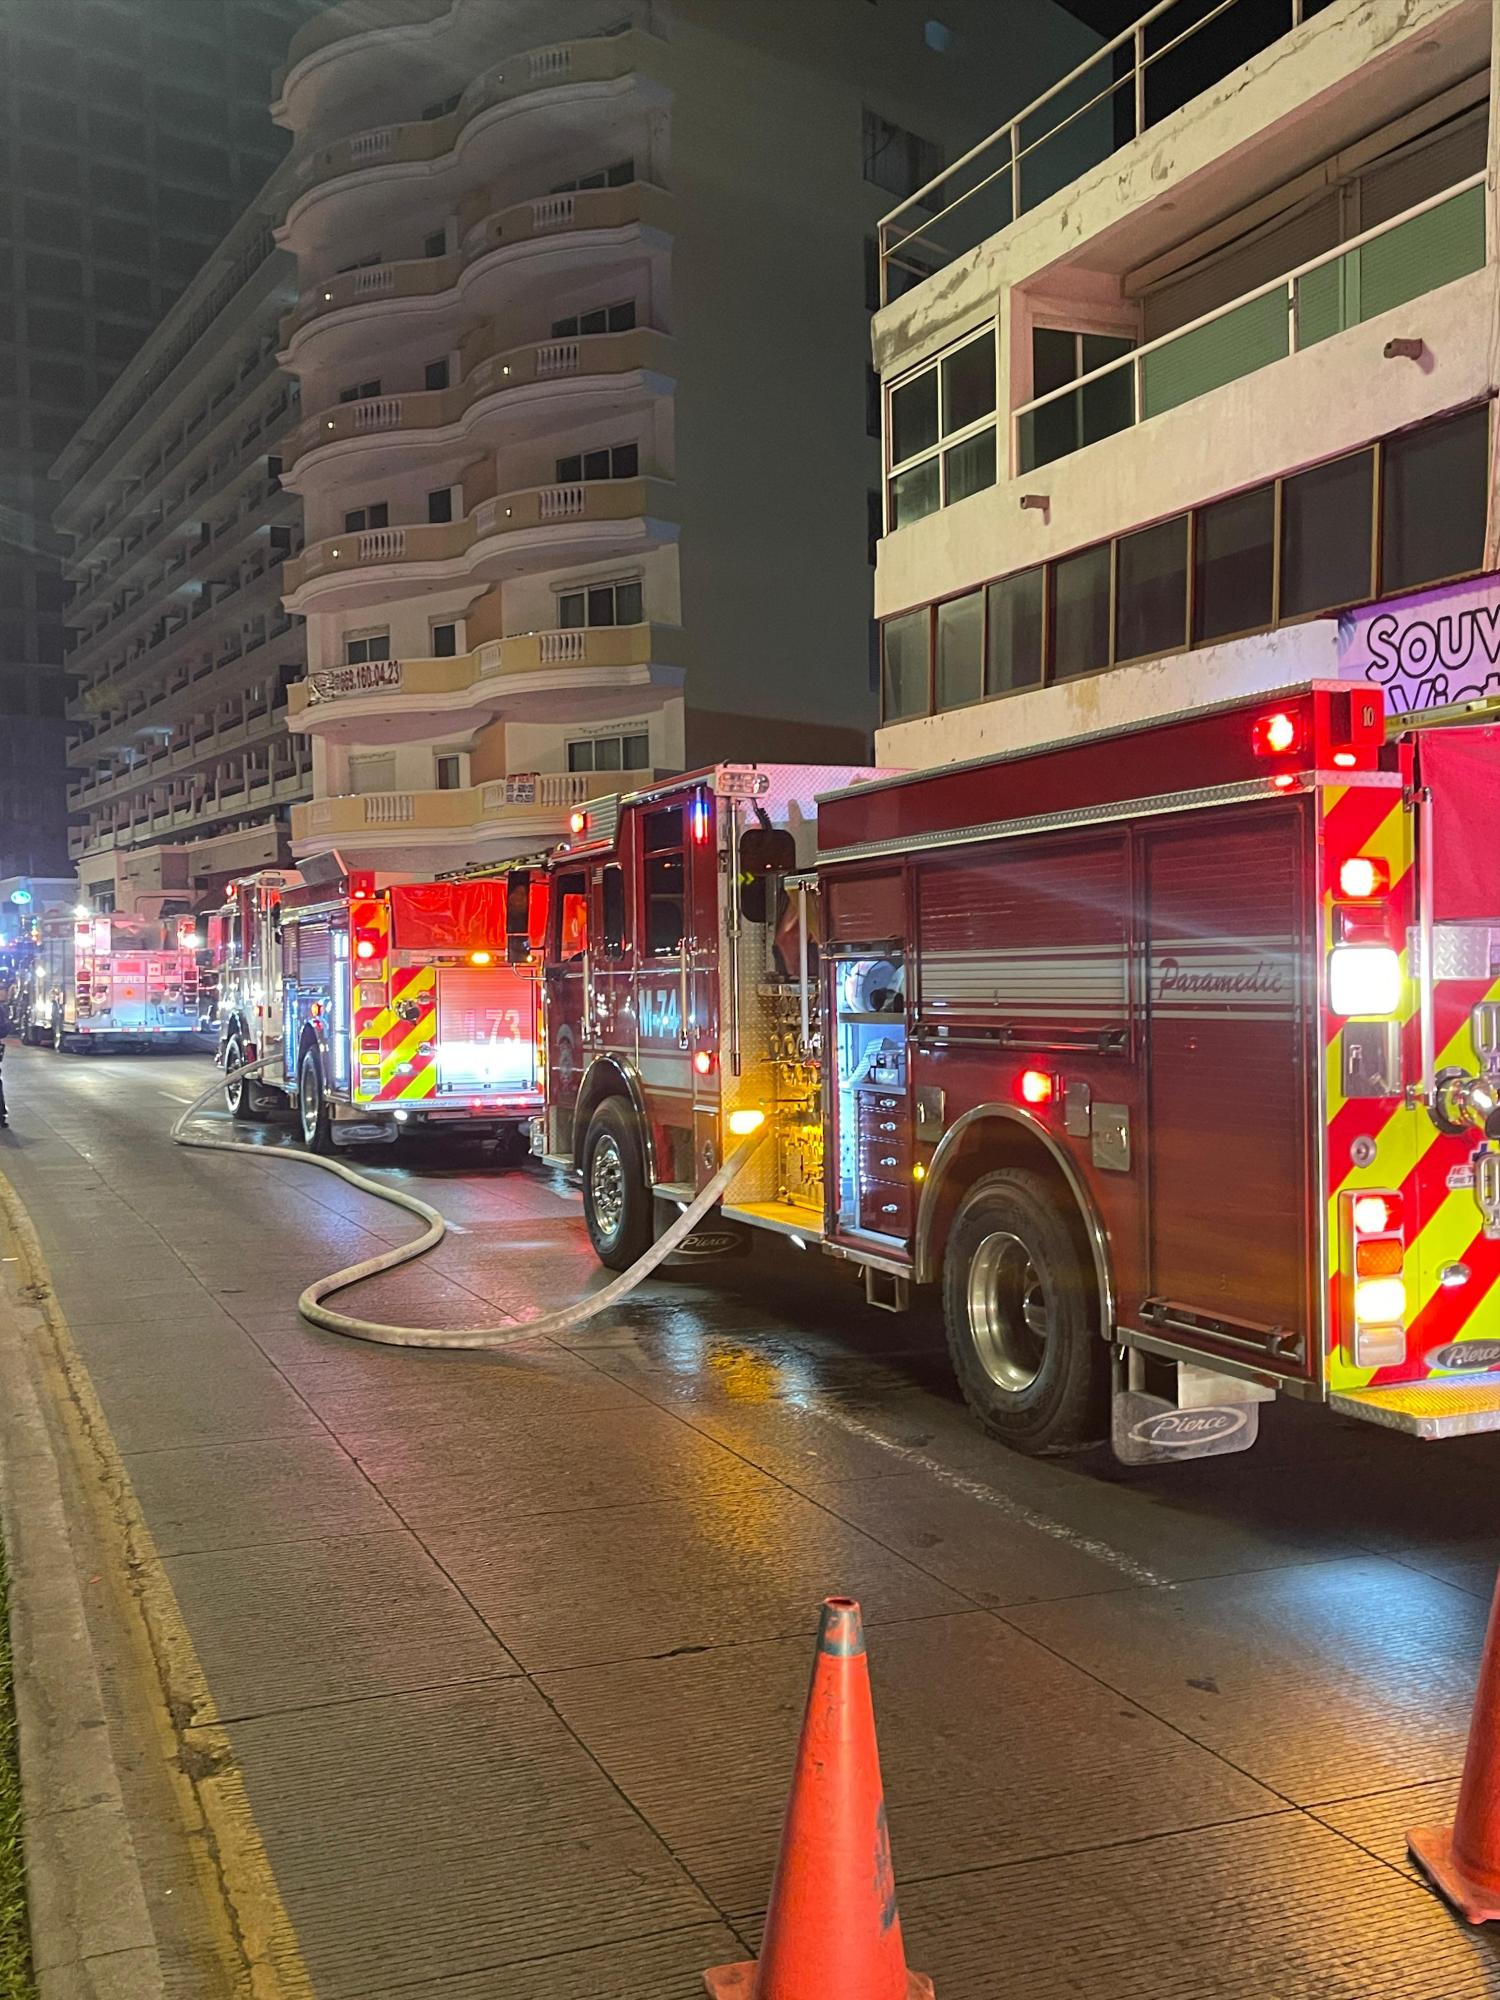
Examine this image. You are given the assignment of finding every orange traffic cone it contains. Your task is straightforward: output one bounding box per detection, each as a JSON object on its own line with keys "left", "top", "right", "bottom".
{"left": 1410, "top": 1568, "right": 1500, "bottom": 1922}
{"left": 704, "top": 1597, "right": 933, "bottom": 2000}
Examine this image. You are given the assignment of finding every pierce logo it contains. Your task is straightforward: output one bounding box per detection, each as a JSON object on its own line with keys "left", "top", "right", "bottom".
{"left": 1426, "top": 1341, "right": 1500, "bottom": 1374}
{"left": 1127, "top": 1407, "right": 1250, "bottom": 1448}
{"left": 673, "top": 1231, "right": 742, "bottom": 1257}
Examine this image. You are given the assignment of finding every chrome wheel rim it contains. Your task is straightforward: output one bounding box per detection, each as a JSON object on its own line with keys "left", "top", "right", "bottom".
{"left": 967, "top": 1230, "right": 1050, "bottom": 1392}
{"left": 299, "top": 1058, "right": 320, "bottom": 1143}
{"left": 225, "top": 1041, "right": 245, "bottom": 1111}
{"left": 590, "top": 1134, "right": 626, "bottom": 1238}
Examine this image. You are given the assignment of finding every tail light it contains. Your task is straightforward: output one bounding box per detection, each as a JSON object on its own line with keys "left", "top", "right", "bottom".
{"left": 1018, "top": 1068, "right": 1055, "bottom": 1107}
{"left": 1252, "top": 710, "right": 1301, "bottom": 757}
{"left": 1338, "top": 856, "right": 1389, "bottom": 900}
{"left": 1345, "top": 1188, "right": 1406, "bottom": 1366}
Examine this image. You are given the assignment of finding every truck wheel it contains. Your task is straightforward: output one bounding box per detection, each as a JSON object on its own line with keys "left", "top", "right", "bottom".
{"left": 942, "top": 1169, "right": 1107, "bottom": 1455}
{"left": 223, "top": 1032, "right": 259, "bottom": 1121}
{"left": 492, "top": 1123, "right": 531, "bottom": 1169}
{"left": 582, "top": 1100, "right": 653, "bottom": 1271}
{"left": 296, "top": 1043, "right": 333, "bottom": 1154}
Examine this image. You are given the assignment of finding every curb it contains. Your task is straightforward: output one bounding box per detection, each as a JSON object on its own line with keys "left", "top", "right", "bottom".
{"left": 0, "top": 1171, "right": 314, "bottom": 2000}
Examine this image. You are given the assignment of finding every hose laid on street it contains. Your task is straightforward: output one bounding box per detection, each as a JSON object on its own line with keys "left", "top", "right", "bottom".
{"left": 171, "top": 1058, "right": 765, "bottom": 1350}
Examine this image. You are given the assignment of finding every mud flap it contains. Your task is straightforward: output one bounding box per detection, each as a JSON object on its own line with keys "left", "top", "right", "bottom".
{"left": 1111, "top": 1349, "right": 1264, "bottom": 1466}
{"left": 654, "top": 1204, "right": 752, "bottom": 1264}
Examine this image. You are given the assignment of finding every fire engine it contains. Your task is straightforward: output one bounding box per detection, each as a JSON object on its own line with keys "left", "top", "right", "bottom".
{"left": 542, "top": 691, "right": 1500, "bottom": 1461}
{"left": 215, "top": 858, "right": 542, "bottom": 1153}
{"left": 24, "top": 909, "right": 206, "bottom": 1053}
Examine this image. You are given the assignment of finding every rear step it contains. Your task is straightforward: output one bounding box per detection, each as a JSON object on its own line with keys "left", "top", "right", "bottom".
{"left": 1331, "top": 1379, "right": 1500, "bottom": 1439}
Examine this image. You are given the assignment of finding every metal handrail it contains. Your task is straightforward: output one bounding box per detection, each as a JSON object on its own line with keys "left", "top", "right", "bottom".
{"left": 879, "top": 0, "right": 1308, "bottom": 300}
{"left": 1007, "top": 172, "right": 1485, "bottom": 461}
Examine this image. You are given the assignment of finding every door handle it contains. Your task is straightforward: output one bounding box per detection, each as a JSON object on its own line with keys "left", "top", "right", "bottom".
{"left": 678, "top": 940, "right": 691, "bottom": 1049}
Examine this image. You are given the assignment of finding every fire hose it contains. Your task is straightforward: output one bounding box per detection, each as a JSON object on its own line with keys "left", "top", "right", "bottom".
{"left": 171, "top": 1057, "right": 766, "bottom": 1351}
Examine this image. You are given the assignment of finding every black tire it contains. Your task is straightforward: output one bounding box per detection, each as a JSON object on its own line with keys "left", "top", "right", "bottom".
{"left": 581, "top": 1099, "right": 653, "bottom": 1272}
{"left": 296, "top": 1041, "right": 333, "bottom": 1154}
{"left": 223, "top": 1030, "right": 259, "bottom": 1121}
{"left": 491, "top": 1123, "right": 531, "bottom": 1169}
{"left": 941, "top": 1169, "right": 1107, "bottom": 1455}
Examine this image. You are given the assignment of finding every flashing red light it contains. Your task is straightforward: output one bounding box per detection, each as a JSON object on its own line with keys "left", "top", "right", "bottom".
{"left": 1018, "top": 1068, "right": 1054, "bottom": 1107}
{"left": 1271, "top": 773, "right": 1296, "bottom": 791}
{"left": 354, "top": 937, "right": 378, "bottom": 961}
{"left": 1352, "top": 1191, "right": 1403, "bottom": 1236}
{"left": 568, "top": 810, "right": 589, "bottom": 836}
{"left": 692, "top": 1050, "right": 714, "bottom": 1076}
{"left": 1338, "top": 856, "right": 1389, "bottom": 900}
{"left": 1252, "top": 710, "right": 1300, "bottom": 757}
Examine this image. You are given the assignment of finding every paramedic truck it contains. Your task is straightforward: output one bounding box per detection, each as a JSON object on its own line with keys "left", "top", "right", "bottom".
{"left": 541, "top": 690, "right": 1500, "bottom": 1462}
{"left": 27, "top": 910, "right": 204, "bottom": 1053}
{"left": 216, "top": 860, "right": 541, "bottom": 1153}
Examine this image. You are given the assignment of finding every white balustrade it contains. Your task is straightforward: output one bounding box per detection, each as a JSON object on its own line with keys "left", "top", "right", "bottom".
{"left": 358, "top": 527, "right": 407, "bottom": 562}
{"left": 536, "top": 340, "right": 581, "bottom": 377}
{"left": 539, "top": 630, "right": 587, "bottom": 664}
{"left": 353, "top": 397, "right": 404, "bottom": 431}
{"left": 349, "top": 129, "right": 394, "bottom": 163}
{"left": 353, "top": 266, "right": 396, "bottom": 297}
{"left": 530, "top": 193, "right": 575, "bottom": 232}
{"left": 540, "top": 484, "right": 586, "bottom": 521}
{"left": 362, "top": 793, "right": 415, "bottom": 826}
{"left": 529, "top": 45, "right": 572, "bottom": 79}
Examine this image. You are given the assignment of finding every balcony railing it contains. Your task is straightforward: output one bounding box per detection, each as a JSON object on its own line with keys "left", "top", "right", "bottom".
{"left": 285, "top": 328, "right": 673, "bottom": 470}
{"left": 291, "top": 32, "right": 653, "bottom": 206}
{"left": 283, "top": 182, "right": 670, "bottom": 343}
{"left": 285, "top": 477, "right": 668, "bottom": 596}
{"left": 292, "top": 769, "right": 621, "bottom": 844}
{"left": 1011, "top": 176, "right": 1486, "bottom": 474}
{"left": 879, "top": 0, "right": 1337, "bottom": 301}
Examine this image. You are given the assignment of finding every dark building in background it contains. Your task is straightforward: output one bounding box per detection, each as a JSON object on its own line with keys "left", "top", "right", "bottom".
{"left": 0, "top": 0, "right": 323, "bottom": 878}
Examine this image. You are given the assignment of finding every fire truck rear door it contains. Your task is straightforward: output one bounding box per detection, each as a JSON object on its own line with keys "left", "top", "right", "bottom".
{"left": 1140, "top": 805, "right": 1316, "bottom": 1376}
{"left": 545, "top": 866, "right": 589, "bottom": 1152}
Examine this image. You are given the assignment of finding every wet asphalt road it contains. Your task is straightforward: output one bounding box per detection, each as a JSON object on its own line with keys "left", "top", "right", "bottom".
{"left": 4, "top": 1042, "right": 1500, "bottom": 1999}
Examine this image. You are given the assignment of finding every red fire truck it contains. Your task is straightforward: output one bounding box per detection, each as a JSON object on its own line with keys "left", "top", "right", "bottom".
{"left": 542, "top": 691, "right": 1500, "bottom": 1461}
{"left": 215, "top": 859, "right": 542, "bottom": 1153}
{"left": 25, "top": 909, "right": 206, "bottom": 1053}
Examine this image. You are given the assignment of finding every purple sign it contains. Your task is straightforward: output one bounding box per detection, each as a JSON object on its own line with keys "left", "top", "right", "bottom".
{"left": 1340, "top": 573, "right": 1500, "bottom": 720}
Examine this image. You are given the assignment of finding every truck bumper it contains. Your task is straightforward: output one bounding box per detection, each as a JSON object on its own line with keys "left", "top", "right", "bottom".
{"left": 1330, "top": 1378, "right": 1500, "bottom": 1438}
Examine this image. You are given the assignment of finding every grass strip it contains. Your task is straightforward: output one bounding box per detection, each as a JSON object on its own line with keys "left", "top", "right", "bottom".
{"left": 0, "top": 1542, "right": 34, "bottom": 2000}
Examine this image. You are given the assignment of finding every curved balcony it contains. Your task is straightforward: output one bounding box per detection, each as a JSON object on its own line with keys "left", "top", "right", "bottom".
{"left": 284, "top": 32, "right": 661, "bottom": 226}
{"left": 287, "top": 621, "right": 685, "bottom": 742}
{"left": 283, "top": 476, "right": 676, "bottom": 612}
{"left": 291, "top": 768, "right": 625, "bottom": 860}
{"left": 285, "top": 328, "right": 674, "bottom": 481}
{"left": 281, "top": 182, "right": 671, "bottom": 352}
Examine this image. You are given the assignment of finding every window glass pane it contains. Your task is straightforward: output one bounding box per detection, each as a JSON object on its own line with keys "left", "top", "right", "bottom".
{"left": 579, "top": 308, "right": 608, "bottom": 335}
{"left": 602, "top": 867, "right": 626, "bottom": 955}
{"left": 944, "top": 429, "right": 995, "bottom": 504}
{"left": 568, "top": 741, "right": 593, "bottom": 771}
{"left": 1032, "top": 326, "right": 1077, "bottom": 397}
{"left": 935, "top": 592, "right": 983, "bottom": 710}
{"left": 588, "top": 585, "right": 616, "bottom": 626}
{"left": 1194, "top": 486, "right": 1274, "bottom": 643}
{"left": 941, "top": 333, "right": 994, "bottom": 435}
{"left": 595, "top": 736, "right": 623, "bottom": 770}
{"left": 552, "top": 314, "right": 579, "bottom": 338}
{"left": 1115, "top": 515, "right": 1187, "bottom": 663}
{"left": 1051, "top": 544, "right": 1111, "bottom": 679}
{"left": 607, "top": 158, "right": 634, "bottom": 186}
{"left": 1381, "top": 405, "right": 1488, "bottom": 595}
{"left": 882, "top": 609, "right": 929, "bottom": 719}
{"left": 986, "top": 570, "right": 1044, "bottom": 694}
{"left": 556, "top": 454, "right": 582, "bottom": 482}
{"left": 645, "top": 850, "right": 684, "bottom": 953}
{"left": 625, "top": 733, "right": 650, "bottom": 767}
{"left": 582, "top": 448, "right": 610, "bottom": 480}
{"left": 607, "top": 300, "right": 636, "bottom": 331}
{"left": 612, "top": 443, "right": 639, "bottom": 478}
{"left": 616, "top": 580, "right": 643, "bottom": 624}
{"left": 431, "top": 623, "right": 457, "bottom": 657}
{"left": 369, "top": 503, "right": 389, "bottom": 528}
{"left": 427, "top": 487, "right": 453, "bottom": 524}
{"left": 558, "top": 591, "right": 585, "bottom": 628}
{"left": 1280, "top": 451, "right": 1374, "bottom": 618}
{"left": 890, "top": 369, "right": 938, "bottom": 464}
{"left": 890, "top": 459, "right": 939, "bottom": 529}
{"left": 425, "top": 357, "right": 449, "bottom": 390}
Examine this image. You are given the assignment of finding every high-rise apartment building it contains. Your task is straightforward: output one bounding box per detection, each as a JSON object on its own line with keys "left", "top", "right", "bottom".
{"left": 54, "top": 175, "right": 312, "bottom": 913}
{"left": 274, "top": 0, "right": 1097, "bottom": 874}
{"left": 869, "top": 0, "right": 1494, "bottom": 766}
{"left": 0, "top": 0, "right": 323, "bottom": 879}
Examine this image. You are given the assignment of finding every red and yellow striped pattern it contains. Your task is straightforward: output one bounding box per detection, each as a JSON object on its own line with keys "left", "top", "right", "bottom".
{"left": 349, "top": 899, "right": 439, "bottom": 1104}
{"left": 1321, "top": 781, "right": 1500, "bottom": 1393}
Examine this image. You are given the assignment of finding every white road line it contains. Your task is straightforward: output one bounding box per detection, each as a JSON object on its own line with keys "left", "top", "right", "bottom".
{"left": 806, "top": 1403, "right": 1169, "bottom": 1588}
{"left": 157, "top": 1092, "right": 197, "bottom": 1105}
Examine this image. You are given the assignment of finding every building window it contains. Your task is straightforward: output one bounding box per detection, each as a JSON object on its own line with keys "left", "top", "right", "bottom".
{"left": 887, "top": 329, "right": 995, "bottom": 529}
{"left": 1193, "top": 486, "right": 1275, "bottom": 644}
{"left": 986, "top": 569, "right": 1043, "bottom": 696}
{"left": 882, "top": 609, "right": 929, "bottom": 720}
{"left": 551, "top": 159, "right": 635, "bottom": 193}
{"left": 1050, "top": 544, "right": 1111, "bottom": 680}
{"left": 552, "top": 300, "right": 636, "bottom": 338}
{"left": 425, "top": 357, "right": 450, "bottom": 391}
{"left": 862, "top": 108, "right": 942, "bottom": 199}
{"left": 867, "top": 489, "right": 882, "bottom": 567}
{"left": 343, "top": 503, "right": 389, "bottom": 532}
{"left": 1380, "top": 404, "right": 1488, "bottom": 596}
{"left": 556, "top": 442, "right": 638, "bottom": 482}
{"left": 935, "top": 592, "right": 983, "bottom": 709}
{"left": 1021, "top": 327, "right": 1135, "bottom": 473}
{"left": 344, "top": 630, "right": 390, "bottom": 664}
{"left": 434, "top": 753, "right": 462, "bottom": 790}
{"left": 1114, "top": 516, "right": 1188, "bottom": 665}
{"left": 431, "top": 622, "right": 458, "bottom": 657}
{"left": 1280, "top": 449, "right": 1374, "bottom": 620}
{"left": 338, "top": 379, "right": 381, "bottom": 403}
{"left": 641, "top": 805, "right": 684, "bottom": 954}
{"left": 568, "top": 730, "right": 650, "bottom": 773}
{"left": 423, "top": 229, "right": 448, "bottom": 259}
{"left": 557, "top": 578, "right": 643, "bottom": 628}
{"left": 422, "top": 94, "right": 460, "bottom": 120}
{"left": 427, "top": 487, "right": 454, "bottom": 524}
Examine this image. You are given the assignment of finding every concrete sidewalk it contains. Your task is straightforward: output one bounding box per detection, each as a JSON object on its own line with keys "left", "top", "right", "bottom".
{"left": 3, "top": 1044, "right": 1500, "bottom": 1998}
